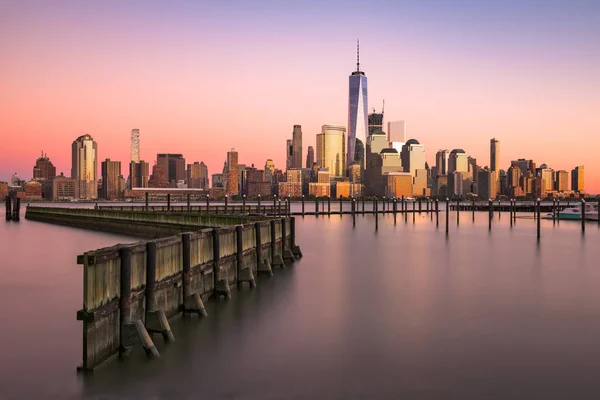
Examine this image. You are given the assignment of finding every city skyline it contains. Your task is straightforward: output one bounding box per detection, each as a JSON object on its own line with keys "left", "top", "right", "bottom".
{"left": 2, "top": 1, "right": 599, "bottom": 191}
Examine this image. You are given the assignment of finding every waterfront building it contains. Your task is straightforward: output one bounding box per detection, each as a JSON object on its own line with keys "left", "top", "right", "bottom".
{"left": 33, "top": 152, "right": 56, "bottom": 181}
{"left": 187, "top": 162, "right": 208, "bottom": 189}
{"left": 148, "top": 164, "right": 168, "bottom": 188}
{"left": 388, "top": 120, "right": 406, "bottom": 149}
{"left": 571, "top": 166, "right": 584, "bottom": 192}
{"left": 347, "top": 40, "right": 368, "bottom": 168}
{"left": 490, "top": 138, "right": 500, "bottom": 172}
{"left": 308, "top": 182, "right": 330, "bottom": 197}
{"left": 52, "top": 173, "right": 79, "bottom": 201}
{"left": 0, "top": 181, "right": 8, "bottom": 200}
{"left": 209, "top": 187, "right": 225, "bottom": 199}
{"left": 316, "top": 125, "right": 346, "bottom": 178}
{"left": 413, "top": 169, "right": 428, "bottom": 197}
{"left": 71, "top": 134, "right": 98, "bottom": 200}
{"left": 555, "top": 170, "right": 569, "bottom": 192}
{"left": 264, "top": 159, "right": 275, "bottom": 183}
{"left": 512, "top": 159, "right": 536, "bottom": 176}
{"left": 101, "top": 159, "right": 123, "bottom": 200}
{"left": 226, "top": 149, "right": 239, "bottom": 196}
{"left": 477, "top": 169, "right": 498, "bottom": 199}
{"left": 384, "top": 172, "right": 413, "bottom": 198}
{"left": 507, "top": 165, "right": 520, "bottom": 190}
{"left": 435, "top": 150, "right": 450, "bottom": 176}
{"left": 129, "top": 160, "right": 149, "bottom": 189}
{"left": 292, "top": 125, "right": 303, "bottom": 169}
{"left": 130, "top": 129, "right": 140, "bottom": 163}
{"left": 400, "top": 139, "right": 425, "bottom": 177}
{"left": 24, "top": 181, "right": 42, "bottom": 200}
{"left": 306, "top": 146, "right": 314, "bottom": 169}
{"left": 538, "top": 165, "right": 554, "bottom": 192}
{"left": 246, "top": 168, "right": 271, "bottom": 197}
{"left": 278, "top": 169, "right": 302, "bottom": 198}
{"left": 364, "top": 129, "right": 388, "bottom": 196}
{"left": 157, "top": 154, "right": 185, "bottom": 187}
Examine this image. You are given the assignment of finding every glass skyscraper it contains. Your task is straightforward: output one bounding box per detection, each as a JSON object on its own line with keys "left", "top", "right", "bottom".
{"left": 347, "top": 40, "right": 368, "bottom": 170}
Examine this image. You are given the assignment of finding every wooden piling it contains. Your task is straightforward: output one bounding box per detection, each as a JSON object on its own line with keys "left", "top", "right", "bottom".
{"left": 445, "top": 198, "right": 449, "bottom": 234}
{"left": 315, "top": 197, "right": 318, "bottom": 217}
{"left": 393, "top": 198, "right": 397, "bottom": 224}
{"left": 362, "top": 197, "right": 365, "bottom": 215}
{"left": 167, "top": 194, "right": 171, "bottom": 212}
{"left": 119, "top": 247, "right": 132, "bottom": 353}
{"left": 375, "top": 198, "right": 378, "bottom": 231}
{"left": 339, "top": 197, "right": 343, "bottom": 215}
{"left": 5, "top": 196, "right": 11, "bottom": 221}
{"left": 472, "top": 198, "right": 475, "bottom": 222}
{"left": 145, "top": 242, "right": 157, "bottom": 320}
{"left": 581, "top": 199, "right": 586, "bottom": 234}
{"left": 435, "top": 198, "right": 439, "bottom": 226}
{"left": 302, "top": 195, "right": 305, "bottom": 216}
{"left": 353, "top": 198, "right": 356, "bottom": 226}
{"left": 456, "top": 198, "right": 460, "bottom": 225}
{"left": 145, "top": 192, "right": 149, "bottom": 211}
{"left": 328, "top": 196, "right": 331, "bottom": 215}
{"left": 488, "top": 199, "right": 492, "bottom": 231}
{"left": 537, "top": 199, "right": 541, "bottom": 239}
{"left": 242, "top": 195, "right": 246, "bottom": 214}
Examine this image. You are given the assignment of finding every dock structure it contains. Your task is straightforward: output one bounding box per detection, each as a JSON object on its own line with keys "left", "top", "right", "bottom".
{"left": 24, "top": 207, "right": 301, "bottom": 371}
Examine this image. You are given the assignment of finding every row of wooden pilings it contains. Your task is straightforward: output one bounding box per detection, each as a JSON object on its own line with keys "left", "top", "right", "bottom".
{"left": 4, "top": 194, "right": 20, "bottom": 221}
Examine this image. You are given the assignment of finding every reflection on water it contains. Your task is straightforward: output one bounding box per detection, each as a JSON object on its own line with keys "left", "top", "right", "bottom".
{"left": 2, "top": 205, "right": 600, "bottom": 399}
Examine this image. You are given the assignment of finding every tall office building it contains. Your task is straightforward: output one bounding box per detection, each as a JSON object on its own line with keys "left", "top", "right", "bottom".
{"left": 226, "top": 149, "right": 239, "bottom": 196}
{"left": 448, "top": 149, "right": 468, "bottom": 174}
{"left": 400, "top": 139, "right": 425, "bottom": 177}
{"left": 316, "top": 125, "right": 346, "bottom": 178}
{"left": 435, "top": 149, "right": 450, "bottom": 175}
{"left": 157, "top": 154, "right": 185, "bottom": 186}
{"left": 388, "top": 120, "right": 405, "bottom": 151}
{"left": 347, "top": 40, "right": 368, "bottom": 168}
{"left": 129, "top": 160, "right": 149, "bottom": 189}
{"left": 490, "top": 138, "right": 500, "bottom": 172}
{"left": 33, "top": 151, "right": 56, "bottom": 181}
{"left": 571, "top": 166, "right": 584, "bottom": 192}
{"left": 555, "top": 170, "right": 569, "bottom": 192}
{"left": 71, "top": 134, "right": 98, "bottom": 199}
{"left": 292, "top": 125, "right": 302, "bottom": 169}
{"left": 130, "top": 129, "right": 140, "bottom": 163}
{"left": 187, "top": 161, "right": 209, "bottom": 189}
{"left": 286, "top": 139, "right": 293, "bottom": 171}
{"left": 539, "top": 166, "right": 554, "bottom": 192}
{"left": 306, "top": 146, "right": 315, "bottom": 169}
{"left": 101, "top": 159, "right": 122, "bottom": 199}
{"left": 477, "top": 169, "right": 498, "bottom": 200}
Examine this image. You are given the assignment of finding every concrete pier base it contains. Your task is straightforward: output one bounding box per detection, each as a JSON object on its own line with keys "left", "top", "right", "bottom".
{"left": 122, "top": 319, "right": 160, "bottom": 358}
{"left": 283, "top": 249, "right": 295, "bottom": 263}
{"left": 257, "top": 259, "right": 273, "bottom": 276}
{"left": 215, "top": 279, "right": 232, "bottom": 299}
{"left": 238, "top": 267, "right": 257, "bottom": 288}
{"left": 183, "top": 293, "right": 208, "bottom": 317}
{"left": 146, "top": 309, "right": 175, "bottom": 342}
{"left": 272, "top": 254, "right": 286, "bottom": 269}
{"left": 292, "top": 245, "right": 303, "bottom": 258}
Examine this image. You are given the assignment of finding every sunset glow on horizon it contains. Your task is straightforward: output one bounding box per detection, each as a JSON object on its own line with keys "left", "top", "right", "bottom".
{"left": 2, "top": 0, "right": 599, "bottom": 191}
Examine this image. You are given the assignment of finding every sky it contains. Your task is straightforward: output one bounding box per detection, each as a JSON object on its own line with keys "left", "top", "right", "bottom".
{"left": 2, "top": 0, "right": 599, "bottom": 191}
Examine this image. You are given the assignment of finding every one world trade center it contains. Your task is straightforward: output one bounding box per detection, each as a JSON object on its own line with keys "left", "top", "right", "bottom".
{"left": 347, "top": 40, "right": 368, "bottom": 170}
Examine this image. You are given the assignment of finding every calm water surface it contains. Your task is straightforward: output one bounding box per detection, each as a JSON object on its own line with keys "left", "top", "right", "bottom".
{"left": 2, "top": 204, "right": 600, "bottom": 399}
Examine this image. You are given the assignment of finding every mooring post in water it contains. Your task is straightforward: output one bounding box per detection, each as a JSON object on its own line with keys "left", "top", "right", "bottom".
{"left": 413, "top": 199, "right": 416, "bottom": 223}
{"left": 315, "top": 197, "right": 318, "bottom": 217}
{"left": 339, "top": 196, "right": 343, "bottom": 216}
{"left": 182, "top": 233, "right": 208, "bottom": 316}
{"left": 242, "top": 194, "right": 246, "bottom": 214}
{"left": 510, "top": 199, "right": 513, "bottom": 227}
{"left": 471, "top": 198, "right": 475, "bottom": 222}
{"left": 167, "top": 193, "right": 171, "bottom": 212}
{"left": 375, "top": 197, "right": 378, "bottom": 231}
{"left": 393, "top": 197, "right": 397, "bottom": 224}
{"left": 362, "top": 197, "right": 365, "bottom": 215}
{"left": 301, "top": 195, "right": 305, "bottom": 216}
{"left": 5, "top": 196, "right": 12, "bottom": 221}
{"left": 498, "top": 199, "right": 501, "bottom": 218}
{"left": 488, "top": 199, "right": 492, "bottom": 231}
{"left": 382, "top": 196, "right": 386, "bottom": 213}
{"left": 290, "top": 217, "right": 302, "bottom": 257}
{"left": 552, "top": 199, "right": 556, "bottom": 223}
{"left": 445, "top": 198, "right": 449, "bottom": 234}
{"left": 12, "top": 197, "right": 20, "bottom": 221}
{"left": 581, "top": 198, "right": 586, "bottom": 234}
{"left": 327, "top": 196, "right": 331, "bottom": 216}
{"left": 352, "top": 198, "right": 356, "bottom": 227}
{"left": 145, "top": 192, "right": 149, "bottom": 211}
{"left": 435, "top": 198, "right": 439, "bottom": 226}
{"left": 536, "top": 198, "right": 541, "bottom": 239}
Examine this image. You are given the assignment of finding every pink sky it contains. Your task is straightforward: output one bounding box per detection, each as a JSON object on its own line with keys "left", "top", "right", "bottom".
{"left": 2, "top": 1, "right": 599, "bottom": 191}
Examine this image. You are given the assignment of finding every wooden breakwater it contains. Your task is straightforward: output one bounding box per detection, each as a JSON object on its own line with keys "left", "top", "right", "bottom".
{"left": 75, "top": 217, "right": 300, "bottom": 371}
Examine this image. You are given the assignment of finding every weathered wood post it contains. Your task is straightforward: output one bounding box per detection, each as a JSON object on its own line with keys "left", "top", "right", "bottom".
{"left": 5, "top": 196, "right": 11, "bottom": 221}
{"left": 362, "top": 197, "right": 365, "bottom": 215}
{"left": 352, "top": 198, "right": 356, "bottom": 227}
{"left": 418, "top": 198, "right": 422, "bottom": 213}
{"left": 581, "top": 198, "right": 586, "bottom": 234}
{"left": 302, "top": 195, "right": 305, "bottom": 216}
{"left": 119, "top": 246, "right": 132, "bottom": 353}
{"left": 403, "top": 195, "right": 408, "bottom": 222}
{"left": 339, "top": 196, "right": 343, "bottom": 215}
{"left": 488, "top": 198, "right": 492, "bottom": 231}
{"left": 278, "top": 199, "right": 282, "bottom": 217}
{"left": 282, "top": 218, "right": 295, "bottom": 262}
{"left": 225, "top": 195, "right": 229, "bottom": 214}
{"left": 167, "top": 193, "right": 171, "bottom": 212}
{"left": 382, "top": 196, "right": 386, "bottom": 213}
{"left": 498, "top": 199, "right": 501, "bottom": 218}
{"left": 236, "top": 225, "right": 256, "bottom": 287}
{"left": 213, "top": 228, "right": 231, "bottom": 298}
{"left": 375, "top": 197, "right": 378, "bottom": 231}
{"left": 537, "top": 198, "right": 541, "bottom": 239}
{"left": 270, "top": 219, "right": 285, "bottom": 268}
{"left": 257, "top": 194, "right": 261, "bottom": 214}
{"left": 412, "top": 199, "right": 416, "bottom": 223}
{"left": 393, "top": 197, "right": 397, "bottom": 224}
{"left": 145, "top": 192, "right": 149, "bottom": 211}
{"left": 273, "top": 195, "right": 277, "bottom": 216}
{"left": 328, "top": 196, "right": 331, "bottom": 216}
{"left": 435, "top": 198, "right": 439, "bottom": 226}
{"left": 472, "top": 198, "right": 475, "bottom": 222}
{"left": 426, "top": 197, "right": 430, "bottom": 212}
{"left": 315, "top": 197, "right": 319, "bottom": 217}
{"left": 556, "top": 199, "right": 559, "bottom": 225}
{"left": 445, "top": 198, "right": 449, "bottom": 234}
{"left": 187, "top": 194, "right": 191, "bottom": 213}
{"left": 205, "top": 195, "right": 209, "bottom": 212}
{"left": 242, "top": 194, "right": 246, "bottom": 214}
{"left": 181, "top": 234, "right": 207, "bottom": 316}
{"left": 510, "top": 199, "right": 513, "bottom": 227}
{"left": 255, "top": 222, "right": 272, "bottom": 276}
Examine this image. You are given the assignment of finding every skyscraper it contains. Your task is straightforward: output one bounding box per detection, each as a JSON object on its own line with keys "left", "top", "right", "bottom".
{"left": 129, "top": 160, "right": 149, "bottom": 189}
{"left": 435, "top": 149, "right": 450, "bottom": 175}
{"left": 388, "top": 120, "right": 406, "bottom": 151}
{"left": 316, "top": 125, "right": 346, "bottom": 178}
{"left": 286, "top": 139, "right": 293, "bottom": 171}
{"left": 157, "top": 154, "right": 185, "bottom": 186}
{"left": 101, "top": 159, "right": 122, "bottom": 199}
{"left": 368, "top": 110, "right": 383, "bottom": 136}
{"left": 292, "top": 125, "right": 302, "bottom": 169}
{"left": 448, "top": 149, "right": 468, "bottom": 174}
{"left": 347, "top": 40, "right": 368, "bottom": 168}
{"left": 555, "top": 170, "right": 569, "bottom": 192}
{"left": 130, "top": 129, "right": 140, "bottom": 163}
{"left": 306, "top": 146, "right": 315, "bottom": 169}
{"left": 490, "top": 138, "right": 500, "bottom": 172}
{"left": 226, "top": 149, "right": 239, "bottom": 196}
{"left": 187, "top": 161, "right": 209, "bottom": 189}
{"left": 71, "top": 134, "right": 98, "bottom": 199}
{"left": 33, "top": 151, "right": 56, "bottom": 181}
{"left": 400, "top": 139, "right": 426, "bottom": 177}
{"left": 571, "top": 166, "right": 584, "bottom": 192}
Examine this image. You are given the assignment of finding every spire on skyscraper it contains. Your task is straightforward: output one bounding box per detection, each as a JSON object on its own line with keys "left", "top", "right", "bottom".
{"left": 357, "top": 39, "right": 360, "bottom": 72}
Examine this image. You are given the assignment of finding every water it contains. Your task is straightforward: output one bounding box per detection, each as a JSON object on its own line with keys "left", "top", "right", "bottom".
{"left": 2, "top": 205, "right": 600, "bottom": 399}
